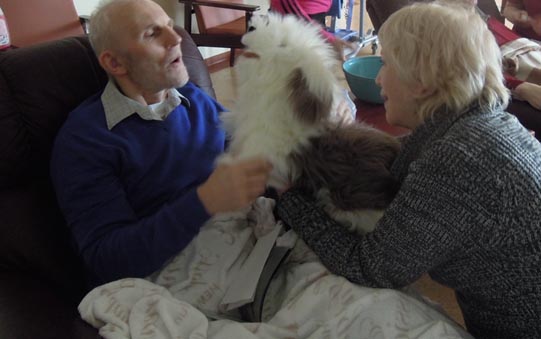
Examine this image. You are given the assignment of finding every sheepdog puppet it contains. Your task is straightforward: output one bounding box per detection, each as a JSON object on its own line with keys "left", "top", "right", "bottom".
{"left": 218, "top": 13, "right": 400, "bottom": 234}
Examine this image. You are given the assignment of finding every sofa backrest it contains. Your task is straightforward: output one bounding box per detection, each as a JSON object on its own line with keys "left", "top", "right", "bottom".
{"left": 0, "top": 27, "right": 214, "bottom": 299}
{"left": 0, "top": 37, "right": 106, "bottom": 188}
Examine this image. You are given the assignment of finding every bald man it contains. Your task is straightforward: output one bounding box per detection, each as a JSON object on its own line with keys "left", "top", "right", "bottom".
{"left": 50, "top": 0, "right": 271, "bottom": 287}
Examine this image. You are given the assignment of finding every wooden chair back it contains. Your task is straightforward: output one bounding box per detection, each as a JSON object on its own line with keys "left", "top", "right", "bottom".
{"left": 179, "top": 0, "right": 260, "bottom": 66}
{"left": 195, "top": 0, "right": 246, "bottom": 34}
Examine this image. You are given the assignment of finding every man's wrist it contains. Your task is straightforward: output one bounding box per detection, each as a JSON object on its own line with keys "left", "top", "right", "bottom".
{"left": 197, "top": 184, "right": 217, "bottom": 215}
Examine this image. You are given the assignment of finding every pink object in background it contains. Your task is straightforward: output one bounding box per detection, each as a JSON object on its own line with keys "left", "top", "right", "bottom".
{"left": 0, "top": 6, "right": 10, "bottom": 50}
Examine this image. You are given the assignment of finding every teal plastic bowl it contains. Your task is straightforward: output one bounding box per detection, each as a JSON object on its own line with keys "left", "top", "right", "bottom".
{"left": 343, "top": 56, "right": 383, "bottom": 104}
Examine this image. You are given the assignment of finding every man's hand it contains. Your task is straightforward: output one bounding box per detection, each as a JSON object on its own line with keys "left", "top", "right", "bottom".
{"left": 197, "top": 157, "right": 273, "bottom": 215}
{"left": 502, "top": 3, "right": 530, "bottom": 27}
{"left": 332, "top": 39, "right": 362, "bottom": 62}
{"left": 531, "top": 15, "right": 541, "bottom": 36}
{"left": 514, "top": 82, "right": 541, "bottom": 110}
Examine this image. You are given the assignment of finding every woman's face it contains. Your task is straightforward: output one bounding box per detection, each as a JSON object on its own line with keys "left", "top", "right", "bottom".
{"left": 375, "top": 52, "right": 423, "bottom": 130}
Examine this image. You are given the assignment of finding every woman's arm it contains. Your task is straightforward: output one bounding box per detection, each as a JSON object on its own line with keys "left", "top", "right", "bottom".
{"left": 513, "top": 81, "right": 541, "bottom": 109}
{"left": 276, "top": 145, "right": 481, "bottom": 288}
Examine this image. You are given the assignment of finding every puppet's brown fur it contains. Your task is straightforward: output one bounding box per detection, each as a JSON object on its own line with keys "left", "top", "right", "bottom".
{"left": 290, "top": 122, "right": 400, "bottom": 232}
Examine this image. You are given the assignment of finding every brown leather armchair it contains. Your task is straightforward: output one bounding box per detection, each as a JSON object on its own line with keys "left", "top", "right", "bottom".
{"left": 0, "top": 27, "right": 215, "bottom": 339}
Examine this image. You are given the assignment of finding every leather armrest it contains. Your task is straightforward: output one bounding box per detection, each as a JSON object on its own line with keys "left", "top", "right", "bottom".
{"left": 0, "top": 272, "right": 100, "bottom": 339}
{"left": 507, "top": 100, "right": 541, "bottom": 141}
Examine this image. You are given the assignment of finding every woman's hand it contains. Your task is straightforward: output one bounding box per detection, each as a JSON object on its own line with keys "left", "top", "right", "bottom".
{"left": 513, "top": 82, "right": 541, "bottom": 110}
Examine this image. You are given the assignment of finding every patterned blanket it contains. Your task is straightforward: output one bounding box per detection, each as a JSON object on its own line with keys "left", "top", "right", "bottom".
{"left": 78, "top": 198, "right": 473, "bottom": 339}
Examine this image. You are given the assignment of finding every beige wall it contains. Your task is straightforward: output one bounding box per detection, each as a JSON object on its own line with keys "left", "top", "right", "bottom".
{"left": 72, "top": 0, "right": 267, "bottom": 59}
{"left": 73, "top": 0, "right": 184, "bottom": 20}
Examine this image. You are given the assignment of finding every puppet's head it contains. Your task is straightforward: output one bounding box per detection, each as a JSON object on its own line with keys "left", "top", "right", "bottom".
{"left": 238, "top": 12, "right": 341, "bottom": 125}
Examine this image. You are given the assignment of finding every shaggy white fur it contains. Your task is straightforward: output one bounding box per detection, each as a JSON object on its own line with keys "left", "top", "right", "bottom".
{"left": 218, "top": 13, "right": 344, "bottom": 190}
{"left": 218, "top": 13, "right": 399, "bottom": 234}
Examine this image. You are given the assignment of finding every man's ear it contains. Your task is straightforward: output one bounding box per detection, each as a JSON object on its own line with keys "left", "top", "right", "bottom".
{"left": 99, "top": 50, "right": 127, "bottom": 76}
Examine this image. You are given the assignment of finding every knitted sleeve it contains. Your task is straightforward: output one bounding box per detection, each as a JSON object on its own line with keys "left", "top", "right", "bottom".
{"left": 276, "top": 141, "right": 485, "bottom": 288}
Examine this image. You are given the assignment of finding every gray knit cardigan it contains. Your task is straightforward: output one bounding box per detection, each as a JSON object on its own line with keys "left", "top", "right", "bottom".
{"left": 276, "top": 104, "right": 541, "bottom": 339}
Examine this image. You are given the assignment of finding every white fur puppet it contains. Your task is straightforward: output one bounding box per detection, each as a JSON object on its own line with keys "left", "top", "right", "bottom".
{"left": 218, "top": 13, "right": 344, "bottom": 189}
{"left": 218, "top": 13, "right": 400, "bottom": 234}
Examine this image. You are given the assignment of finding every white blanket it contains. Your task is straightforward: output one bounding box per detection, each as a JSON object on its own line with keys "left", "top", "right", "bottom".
{"left": 79, "top": 198, "right": 473, "bottom": 339}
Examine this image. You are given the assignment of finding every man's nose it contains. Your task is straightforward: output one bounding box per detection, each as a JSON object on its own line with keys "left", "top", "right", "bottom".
{"left": 165, "top": 26, "right": 181, "bottom": 47}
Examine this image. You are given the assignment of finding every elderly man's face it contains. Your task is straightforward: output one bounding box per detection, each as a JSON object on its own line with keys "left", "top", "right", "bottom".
{"left": 114, "top": 0, "right": 189, "bottom": 95}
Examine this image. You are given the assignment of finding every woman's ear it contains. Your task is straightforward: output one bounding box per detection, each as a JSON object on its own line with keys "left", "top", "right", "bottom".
{"left": 99, "top": 50, "right": 127, "bottom": 76}
{"left": 411, "top": 82, "right": 435, "bottom": 99}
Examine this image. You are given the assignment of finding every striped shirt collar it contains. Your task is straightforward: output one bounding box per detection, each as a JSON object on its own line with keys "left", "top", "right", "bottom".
{"left": 101, "top": 80, "right": 190, "bottom": 130}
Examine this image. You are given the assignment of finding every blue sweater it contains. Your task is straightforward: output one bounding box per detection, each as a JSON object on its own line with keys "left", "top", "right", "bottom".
{"left": 51, "top": 82, "right": 226, "bottom": 286}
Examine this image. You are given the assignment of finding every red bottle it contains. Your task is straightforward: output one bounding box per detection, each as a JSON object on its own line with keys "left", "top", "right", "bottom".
{"left": 0, "top": 6, "right": 11, "bottom": 50}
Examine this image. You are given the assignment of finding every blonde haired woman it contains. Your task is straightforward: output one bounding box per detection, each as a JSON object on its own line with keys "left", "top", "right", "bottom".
{"left": 276, "top": 2, "right": 541, "bottom": 338}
